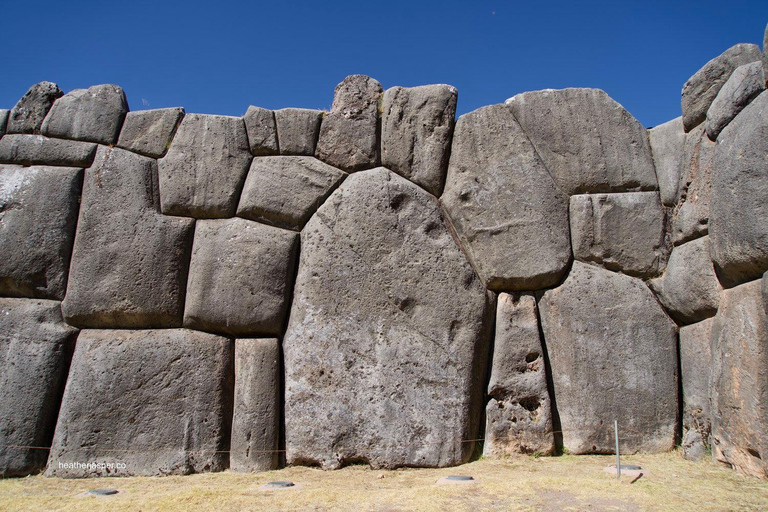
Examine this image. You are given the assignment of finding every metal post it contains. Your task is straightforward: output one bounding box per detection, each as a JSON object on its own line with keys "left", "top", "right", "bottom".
{"left": 614, "top": 419, "right": 621, "bottom": 482}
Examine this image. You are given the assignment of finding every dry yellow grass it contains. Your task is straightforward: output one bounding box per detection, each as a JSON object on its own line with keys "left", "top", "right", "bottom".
{"left": 2, "top": 451, "right": 767, "bottom": 511}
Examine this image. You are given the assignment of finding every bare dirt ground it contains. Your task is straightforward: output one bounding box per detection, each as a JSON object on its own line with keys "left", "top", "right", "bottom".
{"left": 2, "top": 452, "right": 767, "bottom": 511}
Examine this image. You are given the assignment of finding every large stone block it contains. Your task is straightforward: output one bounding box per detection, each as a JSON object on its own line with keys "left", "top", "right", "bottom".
{"left": 381, "top": 84, "right": 457, "bottom": 196}
{"left": 41, "top": 84, "right": 128, "bottom": 144}
{"left": 710, "top": 91, "right": 768, "bottom": 288}
{"left": 0, "top": 134, "right": 96, "bottom": 167}
{"left": 706, "top": 61, "right": 765, "bottom": 141}
{"left": 0, "top": 165, "right": 82, "bottom": 300}
{"left": 231, "top": 338, "right": 281, "bottom": 472}
{"left": 648, "top": 117, "right": 685, "bottom": 206}
{"left": 183, "top": 218, "right": 299, "bottom": 336}
{"left": 484, "top": 293, "right": 554, "bottom": 457}
{"left": 283, "top": 167, "right": 493, "bottom": 469}
{"left": 673, "top": 124, "right": 714, "bottom": 245}
{"left": 158, "top": 113, "right": 252, "bottom": 218}
{"left": 538, "top": 262, "right": 678, "bottom": 454}
{"left": 62, "top": 146, "right": 194, "bottom": 328}
{"left": 274, "top": 108, "right": 323, "bottom": 156}
{"left": 46, "top": 329, "right": 234, "bottom": 477}
{"left": 7, "top": 81, "right": 63, "bottom": 134}
{"left": 237, "top": 156, "right": 347, "bottom": 230}
{"left": 0, "top": 109, "right": 8, "bottom": 137}
{"left": 117, "top": 107, "right": 185, "bottom": 158}
{"left": 710, "top": 280, "right": 768, "bottom": 478}
{"left": 681, "top": 43, "right": 762, "bottom": 131}
{"left": 569, "top": 192, "right": 668, "bottom": 279}
{"left": 680, "top": 318, "right": 713, "bottom": 461}
{"left": 0, "top": 299, "right": 78, "bottom": 476}
{"left": 243, "top": 106, "right": 278, "bottom": 156}
{"left": 649, "top": 237, "right": 721, "bottom": 325}
{"left": 315, "top": 75, "right": 382, "bottom": 172}
{"left": 441, "top": 104, "right": 572, "bottom": 291}
{"left": 506, "top": 88, "right": 657, "bottom": 195}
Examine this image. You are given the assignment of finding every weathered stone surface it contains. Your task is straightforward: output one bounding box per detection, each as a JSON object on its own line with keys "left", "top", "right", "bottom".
{"left": 243, "top": 106, "right": 278, "bottom": 156}
{"left": 0, "top": 165, "right": 82, "bottom": 300}
{"left": 283, "top": 167, "right": 493, "bottom": 469}
{"left": 0, "top": 109, "right": 8, "bottom": 137}
{"left": 710, "top": 91, "right": 768, "bottom": 288}
{"left": 117, "top": 107, "right": 185, "bottom": 158}
{"left": 183, "top": 218, "right": 299, "bottom": 336}
{"left": 442, "top": 105, "right": 571, "bottom": 291}
{"left": 648, "top": 117, "right": 685, "bottom": 206}
{"left": 7, "top": 81, "right": 63, "bottom": 134}
{"left": 46, "top": 329, "right": 233, "bottom": 477}
{"left": 231, "top": 338, "right": 280, "bottom": 472}
{"left": 0, "top": 299, "right": 77, "bottom": 476}
{"left": 41, "top": 84, "right": 128, "bottom": 144}
{"left": 764, "top": 24, "right": 768, "bottom": 87}
{"left": 538, "top": 262, "right": 678, "bottom": 454}
{"left": 673, "top": 124, "right": 714, "bottom": 245}
{"left": 569, "top": 192, "right": 668, "bottom": 279}
{"left": 0, "top": 134, "right": 96, "bottom": 167}
{"left": 237, "top": 156, "right": 347, "bottom": 230}
{"left": 62, "top": 146, "right": 194, "bottom": 328}
{"left": 315, "top": 75, "right": 382, "bottom": 172}
{"left": 680, "top": 318, "right": 713, "bottom": 461}
{"left": 681, "top": 43, "right": 762, "bottom": 131}
{"left": 649, "top": 237, "right": 721, "bottom": 325}
{"left": 484, "top": 293, "right": 554, "bottom": 457}
{"left": 706, "top": 61, "right": 765, "bottom": 141}
{"left": 158, "top": 113, "right": 251, "bottom": 218}
{"left": 710, "top": 280, "right": 768, "bottom": 478}
{"left": 274, "top": 108, "right": 323, "bottom": 156}
{"left": 506, "top": 88, "right": 657, "bottom": 195}
{"left": 381, "top": 84, "right": 457, "bottom": 196}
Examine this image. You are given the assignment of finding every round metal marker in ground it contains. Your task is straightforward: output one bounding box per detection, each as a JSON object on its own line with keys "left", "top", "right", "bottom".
{"left": 89, "top": 488, "right": 118, "bottom": 496}
{"left": 436, "top": 475, "right": 477, "bottom": 485}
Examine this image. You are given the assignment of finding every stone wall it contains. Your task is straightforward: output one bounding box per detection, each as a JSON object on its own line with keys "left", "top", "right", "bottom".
{"left": 2, "top": 24, "right": 768, "bottom": 479}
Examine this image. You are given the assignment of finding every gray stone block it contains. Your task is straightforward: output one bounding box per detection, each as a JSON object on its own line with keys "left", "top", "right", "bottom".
{"left": 158, "top": 113, "right": 252, "bottom": 218}
{"left": 274, "top": 108, "right": 323, "bottom": 156}
{"left": 441, "top": 104, "right": 572, "bottom": 292}
{"left": 117, "top": 107, "right": 185, "bottom": 158}
{"left": 237, "top": 156, "right": 347, "bottom": 230}
{"left": 231, "top": 338, "right": 281, "bottom": 472}
{"left": 7, "top": 81, "right": 63, "bottom": 134}
{"left": 243, "top": 106, "right": 278, "bottom": 156}
{"left": 41, "top": 84, "right": 128, "bottom": 144}
{"left": 46, "top": 329, "right": 233, "bottom": 477}
{"left": 680, "top": 318, "right": 713, "bottom": 461}
{"left": 0, "top": 299, "right": 77, "bottom": 476}
{"left": 0, "top": 109, "right": 8, "bottom": 137}
{"left": 0, "top": 134, "right": 96, "bottom": 167}
{"left": 648, "top": 117, "right": 686, "bottom": 206}
{"left": 673, "top": 124, "right": 714, "bottom": 246}
{"left": 381, "top": 84, "right": 457, "bottom": 196}
{"left": 706, "top": 61, "right": 765, "bottom": 141}
{"left": 183, "top": 218, "right": 299, "bottom": 337}
{"left": 0, "top": 165, "right": 82, "bottom": 300}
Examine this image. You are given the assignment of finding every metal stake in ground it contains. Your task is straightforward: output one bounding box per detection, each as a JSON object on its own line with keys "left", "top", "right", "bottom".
{"left": 615, "top": 419, "right": 621, "bottom": 482}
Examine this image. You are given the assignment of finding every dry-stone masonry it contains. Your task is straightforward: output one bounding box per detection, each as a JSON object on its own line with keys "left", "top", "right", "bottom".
{"left": 1, "top": 25, "right": 768, "bottom": 480}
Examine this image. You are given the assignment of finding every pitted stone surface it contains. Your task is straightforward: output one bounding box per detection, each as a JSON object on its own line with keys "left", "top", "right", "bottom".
{"left": 680, "top": 318, "right": 713, "bottom": 461}
{"left": 283, "top": 167, "right": 492, "bottom": 469}
{"left": 441, "top": 104, "right": 571, "bottom": 291}
{"left": 0, "top": 299, "right": 77, "bottom": 476}
{"left": 315, "top": 75, "right": 382, "bottom": 172}
{"left": 538, "top": 262, "right": 678, "bottom": 454}
{"left": 0, "top": 165, "right": 82, "bottom": 300}
{"left": 62, "top": 146, "right": 194, "bottom": 328}
{"left": 183, "top": 218, "right": 299, "bottom": 337}
{"left": 158, "top": 113, "right": 251, "bottom": 218}
{"left": 706, "top": 61, "right": 765, "bottom": 141}
{"left": 710, "top": 91, "right": 768, "bottom": 288}
{"left": 649, "top": 236, "right": 721, "bottom": 325}
{"left": 710, "top": 280, "right": 768, "bottom": 478}
{"left": 506, "top": 88, "right": 657, "bottom": 195}
{"left": 237, "top": 156, "right": 347, "bottom": 230}
{"left": 275, "top": 108, "right": 323, "bottom": 156}
{"left": 231, "top": 338, "right": 281, "bottom": 472}
{"left": 117, "top": 107, "right": 185, "bottom": 158}
{"left": 381, "top": 84, "right": 457, "bottom": 196}
{"left": 46, "top": 329, "right": 233, "bottom": 477}
{"left": 484, "top": 293, "right": 554, "bottom": 457}
{"left": 569, "top": 191, "right": 668, "bottom": 279}
{"left": 649, "top": 117, "right": 685, "bottom": 206}
{"left": 243, "top": 106, "right": 279, "bottom": 156}
{"left": 41, "top": 84, "right": 128, "bottom": 144}
{"left": 673, "top": 124, "right": 714, "bottom": 245}
{"left": 7, "top": 81, "right": 63, "bottom": 134}
{"left": 681, "top": 43, "right": 762, "bottom": 131}
{"left": 0, "top": 134, "right": 96, "bottom": 167}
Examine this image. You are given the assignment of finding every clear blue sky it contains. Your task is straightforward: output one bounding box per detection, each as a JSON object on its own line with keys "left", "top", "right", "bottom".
{"left": 3, "top": 1, "right": 766, "bottom": 128}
